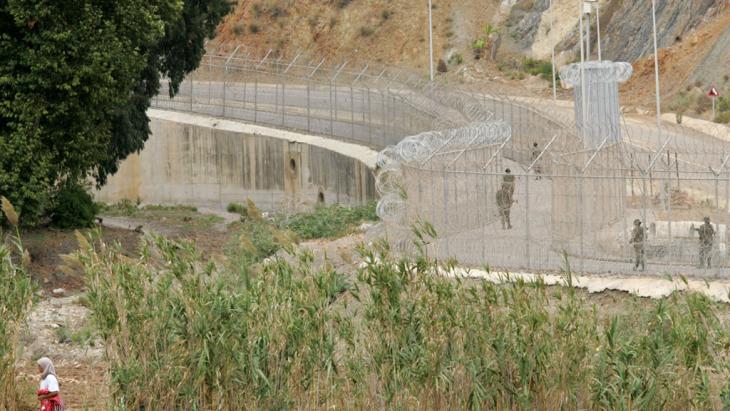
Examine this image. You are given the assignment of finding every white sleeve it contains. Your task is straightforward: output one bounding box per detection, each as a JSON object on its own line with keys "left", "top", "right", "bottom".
{"left": 44, "top": 375, "right": 60, "bottom": 392}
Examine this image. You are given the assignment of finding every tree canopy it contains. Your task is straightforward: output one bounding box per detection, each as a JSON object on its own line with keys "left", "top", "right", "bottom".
{"left": 0, "top": 0, "right": 230, "bottom": 224}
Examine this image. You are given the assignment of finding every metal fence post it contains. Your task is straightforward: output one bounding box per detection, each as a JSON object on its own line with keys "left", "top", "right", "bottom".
{"left": 281, "top": 76, "right": 286, "bottom": 127}
{"left": 254, "top": 70, "right": 258, "bottom": 123}
{"left": 222, "top": 66, "right": 228, "bottom": 117}
{"left": 350, "top": 85, "right": 355, "bottom": 140}
{"left": 367, "top": 87, "right": 373, "bottom": 146}
{"left": 190, "top": 71, "right": 194, "bottom": 112}
{"left": 525, "top": 173, "right": 531, "bottom": 270}
{"left": 306, "top": 79, "right": 311, "bottom": 132}
{"left": 329, "top": 81, "right": 334, "bottom": 136}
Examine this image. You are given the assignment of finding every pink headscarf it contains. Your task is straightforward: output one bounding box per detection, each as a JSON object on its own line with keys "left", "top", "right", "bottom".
{"left": 37, "top": 357, "right": 57, "bottom": 380}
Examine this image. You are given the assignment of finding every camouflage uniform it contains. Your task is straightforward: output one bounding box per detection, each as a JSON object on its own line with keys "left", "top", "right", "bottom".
{"left": 695, "top": 220, "right": 715, "bottom": 268}
{"left": 496, "top": 187, "right": 513, "bottom": 229}
{"left": 629, "top": 221, "right": 645, "bottom": 271}
{"left": 502, "top": 174, "right": 515, "bottom": 197}
{"left": 531, "top": 145, "right": 542, "bottom": 179}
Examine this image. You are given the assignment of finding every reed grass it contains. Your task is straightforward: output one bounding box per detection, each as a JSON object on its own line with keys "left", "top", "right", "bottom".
{"left": 0, "top": 198, "right": 35, "bottom": 411}
{"left": 74, "top": 227, "right": 730, "bottom": 410}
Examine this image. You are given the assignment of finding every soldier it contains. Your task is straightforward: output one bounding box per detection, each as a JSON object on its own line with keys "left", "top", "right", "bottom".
{"left": 629, "top": 219, "right": 646, "bottom": 271}
{"left": 693, "top": 217, "right": 715, "bottom": 268}
{"left": 502, "top": 168, "right": 515, "bottom": 196}
{"left": 496, "top": 185, "right": 513, "bottom": 229}
{"left": 531, "top": 142, "right": 542, "bottom": 180}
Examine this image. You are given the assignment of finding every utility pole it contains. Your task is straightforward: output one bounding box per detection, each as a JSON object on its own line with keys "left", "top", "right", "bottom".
{"left": 428, "top": 0, "right": 434, "bottom": 81}
{"left": 651, "top": 0, "right": 661, "bottom": 131}
{"left": 550, "top": 0, "right": 557, "bottom": 101}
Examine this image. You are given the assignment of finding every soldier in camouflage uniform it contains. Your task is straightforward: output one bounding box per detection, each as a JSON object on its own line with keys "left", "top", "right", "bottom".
{"left": 531, "top": 142, "right": 542, "bottom": 180}
{"left": 496, "top": 185, "right": 513, "bottom": 229}
{"left": 502, "top": 168, "right": 515, "bottom": 197}
{"left": 693, "top": 217, "right": 715, "bottom": 268}
{"left": 629, "top": 219, "right": 645, "bottom": 271}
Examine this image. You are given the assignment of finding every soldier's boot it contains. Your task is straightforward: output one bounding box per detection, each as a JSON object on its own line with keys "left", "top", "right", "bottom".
{"left": 640, "top": 261, "right": 645, "bottom": 271}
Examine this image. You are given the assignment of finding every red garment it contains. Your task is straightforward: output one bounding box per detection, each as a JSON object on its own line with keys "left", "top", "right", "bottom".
{"left": 37, "top": 388, "right": 64, "bottom": 411}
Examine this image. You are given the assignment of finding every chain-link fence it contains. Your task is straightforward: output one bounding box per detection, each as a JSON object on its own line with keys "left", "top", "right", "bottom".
{"left": 151, "top": 46, "right": 730, "bottom": 276}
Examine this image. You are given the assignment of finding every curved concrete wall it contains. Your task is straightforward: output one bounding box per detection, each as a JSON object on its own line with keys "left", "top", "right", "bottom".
{"left": 96, "top": 109, "right": 378, "bottom": 210}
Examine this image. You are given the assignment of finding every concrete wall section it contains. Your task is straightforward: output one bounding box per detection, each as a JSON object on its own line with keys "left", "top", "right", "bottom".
{"left": 96, "top": 109, "right": 378, "bottom": 210}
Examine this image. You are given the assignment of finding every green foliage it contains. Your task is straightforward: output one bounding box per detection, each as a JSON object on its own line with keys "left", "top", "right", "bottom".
{"left": 278, "top": 202, "right": 378, "bottom": 240}
{"left": 448, "top": 53, "right": 464, "bottom": 66}
{"left": 226, "top": 202, "right": 248, "bottom": 215}
{"left": 0, "top": 0, "right": 230, "bottom": 225}
{"left": 0, "top": 199, "right": 36, "bottom": 409}
{"left": 472, "top": 38, "right": 486, "bottom": 51}
{"left": 718, "top": 95, "right": 730, "bottom": 112}
{"left": 50, "top": 180, "right": 99, "bottom": 229}
{"left": 669, "top": 91, "right": 692, "bottom": 114}
{"left": 522, "top": 58, "right": 553, "bottom": 79}
{"left": 78, "top": 230, "right": 730, "bottom": 409}
{"left": 715, "top": 111, "right": 730, "bottom": 124}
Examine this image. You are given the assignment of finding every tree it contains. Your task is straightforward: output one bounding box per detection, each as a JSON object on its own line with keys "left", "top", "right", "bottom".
{"left": 0, "top": 0, "right": 230, "bottom": 224}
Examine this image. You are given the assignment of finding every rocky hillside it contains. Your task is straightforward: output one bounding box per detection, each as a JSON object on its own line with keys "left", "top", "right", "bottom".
{"left": 209, "top": 0, "right": 729, "bottom": 109}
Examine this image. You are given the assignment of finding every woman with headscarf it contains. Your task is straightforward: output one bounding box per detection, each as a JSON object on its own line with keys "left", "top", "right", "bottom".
{"left": 36, "top": 357, "right": 64, "bottom": 411}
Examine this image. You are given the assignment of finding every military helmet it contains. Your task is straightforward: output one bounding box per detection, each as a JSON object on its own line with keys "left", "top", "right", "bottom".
{"left": 505, "top": 168, "right": 511, "bottom": 173}
{"left": 704, "top": 216, "right": 710, "bottom": 223}
{"left": 634, "top": 219, "right": 641, "bottom": 225}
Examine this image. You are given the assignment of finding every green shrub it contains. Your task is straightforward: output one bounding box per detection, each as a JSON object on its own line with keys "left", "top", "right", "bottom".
{"left": 226, "top": 202, "right": 247, "bottom": 215}
{"left": 522, "top": 58, "right": 553, "bottom": 79}
{"left": 233, "top": 23, "right": 245, "bottom": 36}
{"left": 448, "top": 53, "right": 464, "bottom": 66}
{"left": 381, "top": 10, "right": 392, "bottom": 20}
{"left": 714, "top": 111, "right": 730, "bottom": 124}
{"left": 718, "top": 95, "right": 730, "bottom": 112}
{"left": 278, "top": 202, "right": 378, "bottom": 240}
{"left": 0, "top": 198, "right": 35, "bottom": 409}
{"left": 50, "top": 180, "right": 99, "bottom": 229}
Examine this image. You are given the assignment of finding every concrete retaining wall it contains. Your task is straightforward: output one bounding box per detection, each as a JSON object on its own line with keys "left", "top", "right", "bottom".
{"left": 96, "top": 109, "right": 378, "bottom": 210}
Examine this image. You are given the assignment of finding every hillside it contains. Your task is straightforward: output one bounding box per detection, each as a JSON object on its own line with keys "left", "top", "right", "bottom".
{"left": 209, "top": 0, "right": 729, "bottom": 112}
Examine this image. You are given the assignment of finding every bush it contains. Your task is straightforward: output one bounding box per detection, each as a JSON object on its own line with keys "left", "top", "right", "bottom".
{"left": 278, "top": 202, "right": 378, "bottom": 240}
{"left": 714, "top": 111, "right": 730, "bottom": 124}
{"left": 248, "top": 23, "right": 260, "bottom": 34}
{"left": 381, "top": 10, "right": 392, "bottom": 20}
{"left": 226, "top": 202, "right": 247, "bottom": 215}
{"left": 437, "top": 59, "right": 448, "bottom": 73}
{"left": 522, "top": 58, "right": 553, "bottom": 79}
{"left": 448, "top": 53, "right": 463, "bottom": 66}
{"left": 50, "top": 180, "right": 99, "bottom": 229}
{"left": 0, "top": 198, "right": 35, "bottom": 409}
{"left": 233, "top": 23, "right": 245, "bottom": 36}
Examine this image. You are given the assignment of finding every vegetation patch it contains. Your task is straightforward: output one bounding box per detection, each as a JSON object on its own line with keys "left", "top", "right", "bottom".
{"left": 75, "top": 227, "right": 730, "bottom": 409}
{"left": 277, "top": 201, "right": 378, "bottom": 240}
{"left": 0, "top": 198, "right": 36, "bottom": 409}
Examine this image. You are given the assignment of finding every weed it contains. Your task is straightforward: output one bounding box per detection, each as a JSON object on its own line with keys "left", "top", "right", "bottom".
{"left": 359, "top": 26, "right": 374, "bottom": 37}
{"left": 0, "top": 198, "right": 35, "bottom": 409}
{"left": 249, "top": 23, "right": 260, "bottom": 34}
{"left": 226, "top": 202, "right": 247, "bottom": 215}
{"left": 277, "top": 202, "right": 378, "bottom": 240}
{"left": 448, "top": 53, "right": 463, "bottom": 66}
{"left": 381, "top": 10, "right": 391, "bottom": 21}
{"left": 522, "top": 58, "right": 553, "bottom": 79}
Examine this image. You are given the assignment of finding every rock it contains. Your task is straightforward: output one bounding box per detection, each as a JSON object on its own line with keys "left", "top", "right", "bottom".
{"left": 52, "top": 288, "right": 65, "bottom": 297}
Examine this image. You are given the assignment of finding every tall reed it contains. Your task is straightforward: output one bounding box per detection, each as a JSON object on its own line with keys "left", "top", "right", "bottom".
{"left": 75, "top": 228, "right": 730, "bottom": 410}
{"left": 0, "top": 198, "right": 35, "bottom": 411}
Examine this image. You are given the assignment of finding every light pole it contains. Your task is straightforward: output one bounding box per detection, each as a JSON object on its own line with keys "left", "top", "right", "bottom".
{"left": 428, "top": 0, "right": 434, "bottom": 81}
{"left": 550, "top": 0, "right": 557, "bottom": 101}
{"left": 651, "top": 0, "right": 661, "bottom": 130}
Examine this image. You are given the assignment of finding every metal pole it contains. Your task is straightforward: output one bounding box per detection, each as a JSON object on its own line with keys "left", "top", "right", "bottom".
{"left": 586, "top": 8, "right": 591, "bottom": 60}
{"left": 428, "top": 0, "right": 434, "bottom": 81}
{"left": 595, "top": 2, "right": 602, "bottom": 61}
{"left": 578, "top": 0, "right": 587, "bottom": 144}
{"left": 550, "top": 0, "right": 557, "bottom": 102}
{"left": 306, "top": 80, "right": 311, "bottom": 132}
{"left": 651, "top": 0, "right": 661, "bottom": 131}
{"left": 525, "top": 175, "right": 531, "bottom": 269}
{"left": 223, "top": 65, "right": 228, "bottom": 117}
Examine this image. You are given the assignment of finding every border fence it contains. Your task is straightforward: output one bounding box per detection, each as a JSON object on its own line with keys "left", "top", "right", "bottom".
{"left": 152, "top": 46, "right": 730, "bottom": 276}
